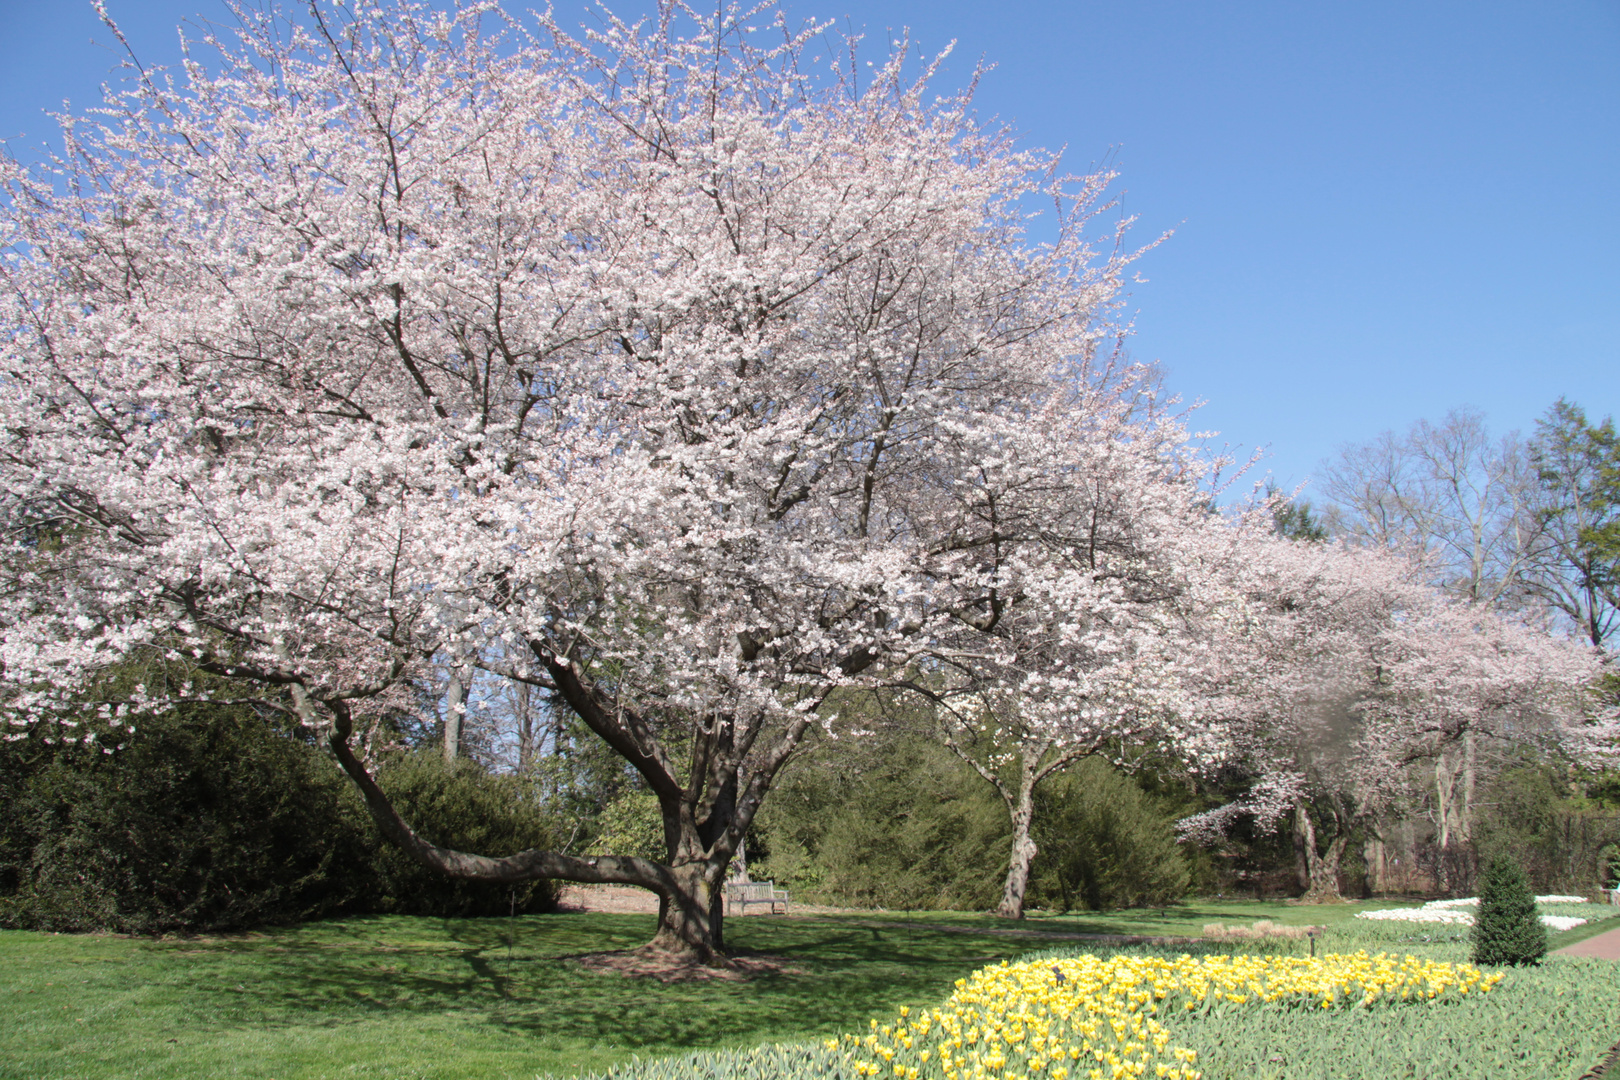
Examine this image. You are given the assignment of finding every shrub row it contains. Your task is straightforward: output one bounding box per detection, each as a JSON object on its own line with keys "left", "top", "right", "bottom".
{"left": 0, "top": 702, "right": 556, "bottom": 934}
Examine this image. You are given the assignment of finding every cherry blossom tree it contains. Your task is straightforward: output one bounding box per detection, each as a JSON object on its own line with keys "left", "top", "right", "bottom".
{"left": 1374, "top": 598, "right": 1605, "bottom": 891}
{"left": 1179, "top": 536, "right": 1603, "bottom": 901}
{"left": 0, "top": 0, "right": 1228, "bottom": 960}
{"left": 1175, "top": 540, "right": 1415, "bottom": 900}
{"left": 911, "top": 461, "right": 1268, "bottom": 919}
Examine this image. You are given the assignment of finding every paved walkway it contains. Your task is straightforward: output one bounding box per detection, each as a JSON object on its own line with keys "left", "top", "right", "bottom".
{"left": 1556, "top": 924, "right": 1620, "bottom": 960}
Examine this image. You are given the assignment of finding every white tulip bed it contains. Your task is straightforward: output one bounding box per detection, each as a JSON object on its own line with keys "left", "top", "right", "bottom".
{"left": 1355, "top": 895, "right": 1594, "bottom": 931}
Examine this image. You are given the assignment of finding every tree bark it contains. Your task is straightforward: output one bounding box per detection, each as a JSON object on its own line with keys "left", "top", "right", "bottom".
{"left": 1294, "top": 801, "right": 1347, "bottom": 903}
{"left": 1460, "top": 733, "right": 1476, "bottom": 843}
{"left": 443, "top": 663, "right": 467, "bottom": 764}
{"left": 650, "top": 863, "right": 727, "bottom": 962}
{"left": 997, "top": 782, "right": 1039, "bottom": 919}
{"left": 1434, "top": 753, "right": 1462, "bottom": 894}
{"left": 513, "top": 678, "right": 535, "bottom": 773}
{"left": 1292, "top": 804, "right": 1313, "bottom": 892}
{"left": 1303, "top": 835, "right": 1348, "bottom": 902}
{"left": 1364, "top": 833, "right": 1387, "bottom": 896}
{"left": 1435, "top": 755, "right": 1455, "bottom": 850}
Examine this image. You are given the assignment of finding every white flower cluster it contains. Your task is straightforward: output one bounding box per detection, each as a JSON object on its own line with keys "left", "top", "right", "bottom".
{"left": 1357, "top": 904, "right": 1474, "bottom": 926}
{"left": 1355, "top": 896, "right": 1592, "bottom": 930}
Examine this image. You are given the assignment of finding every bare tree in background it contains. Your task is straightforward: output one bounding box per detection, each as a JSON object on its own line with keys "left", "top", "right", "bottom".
{"left": 1318, "top": 410, "right": 1513, "bottom": 892}
{"left": 1319, "top": 409, "right": 1540, "bottom": 610}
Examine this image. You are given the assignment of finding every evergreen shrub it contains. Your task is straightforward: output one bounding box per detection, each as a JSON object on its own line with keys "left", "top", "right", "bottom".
{"left": 753, "top": 733, "right": 1008, "bottom": 910}
{"left": 753, "top": 732, "right": 1196, "bottom": 912}
{"left": 1472, "top": 854, "right": 1547, "bottom": 966}
{"left": 363, "top": 750, "right": 556, "bottom": 917}
{"left": 585, "top": 788, "right": 666, "bottom": 862}
{"left": 1028, "top": 757, "right": 1191, "bottom": 911}
{"left": 0, "top": 702, "right": 369, "bottom": 933}
{"left": 0, "top": 707, "right": 557, "bottom": 933}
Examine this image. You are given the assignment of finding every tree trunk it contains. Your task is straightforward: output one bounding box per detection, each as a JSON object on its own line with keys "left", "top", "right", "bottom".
{"left": 1433, "top": 755, "right": 1458, "bottom": 894}
{"left": 1460, "top": 733, "right": 1476, "bottom": 843}
{"left": 1303, "top": 836, "right": 1348, "bottom": 903}
{"left": 996, "top": 780, "right": 1039, "bottom": 919}
{"left": 649, "top": 862, "right": 727, "bottom": 963}
{"left": 514, "top": 678, "right": 535, "bottom": 773}
{"left": 1292, "top": 804, "right": 1314, "bottom": 892}
{"left": 444, "top": 664, "right": 467, "bottom": 763}
{"left": 1294, "top": 801, "right": 1347, "bottom": 903}
{"left": 1364, "top": 833, "right": 1387, "bottom": 897}
{"left": 1435, "top": 756, "right": 1453, "bottom": 850}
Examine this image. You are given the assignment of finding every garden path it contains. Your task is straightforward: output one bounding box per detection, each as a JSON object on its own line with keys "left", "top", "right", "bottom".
{"left": 1556, "top": 925, "right": 1620, "bottom": 960}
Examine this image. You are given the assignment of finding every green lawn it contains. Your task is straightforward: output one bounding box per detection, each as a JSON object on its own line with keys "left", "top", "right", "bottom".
{"left": 3, "top": 900, "right": 1616, "bottom": 1080}
{"left": 844, "top": 896, "right": 1535, "bottom": 940}
{"left": 0, "top": 911, "right": 1024, "bottom": 1080}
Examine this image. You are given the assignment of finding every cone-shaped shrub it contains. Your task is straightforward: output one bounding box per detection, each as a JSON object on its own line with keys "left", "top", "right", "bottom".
{"left": 1472, "top": 855, "right": 1547, "bottom": 966}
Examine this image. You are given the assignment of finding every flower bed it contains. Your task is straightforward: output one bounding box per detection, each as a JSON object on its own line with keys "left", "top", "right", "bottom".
{"left": 839, "top": 952, "right": 1500, "bottom": 1080}
{"left": 1355, "top": 895, "right": 1597, "bottom": 931}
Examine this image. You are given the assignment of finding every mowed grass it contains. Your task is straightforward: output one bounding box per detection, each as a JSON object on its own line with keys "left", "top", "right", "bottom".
{"left": 854, "top": 896, "right": 1498, "bottom": 939}
{"left": 0, "top": 911, "right": 1022, "bottom": 1080}
{"left": 985, "top": 897, "right": 1389, "bottom": 936}
{"left": 4, "top": 899, "right": 1617, "bottom": 1080}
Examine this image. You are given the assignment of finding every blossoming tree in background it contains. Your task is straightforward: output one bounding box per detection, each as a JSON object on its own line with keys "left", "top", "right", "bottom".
{"left": 1180, "top": 537, "right": 1604, "bottom": 901}
{"left": 912, "top": 453, "right": 1271, "bottom": 919}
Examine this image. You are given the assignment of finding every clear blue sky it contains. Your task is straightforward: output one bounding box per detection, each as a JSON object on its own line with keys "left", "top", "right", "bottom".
{"left": 3, "top": 0, "right": 1616, "bottom": 493}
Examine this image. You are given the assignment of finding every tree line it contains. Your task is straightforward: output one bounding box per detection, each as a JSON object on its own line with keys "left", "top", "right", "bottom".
{"left": 1273, "top": 401, "right": 1620, "bottom": 898}
{"left": 0, "top": 0, "right": 1610, "bottom": 958}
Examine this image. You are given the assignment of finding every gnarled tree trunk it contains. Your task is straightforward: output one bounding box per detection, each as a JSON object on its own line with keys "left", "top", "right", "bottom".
{"left": 650, "top": 863, "right": 727, "bottom": 961}
{"left": 1294, "top": 801, "right": 1349, "bottom": 903}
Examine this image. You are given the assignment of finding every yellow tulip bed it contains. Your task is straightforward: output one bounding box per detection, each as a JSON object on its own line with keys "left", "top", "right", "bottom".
{"left": 836, "top": 952, "right": 1503, "bottom": 1080}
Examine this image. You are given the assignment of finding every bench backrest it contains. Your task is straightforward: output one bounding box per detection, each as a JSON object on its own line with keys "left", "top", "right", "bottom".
{"left": 726, "top": 881, "right": 778, "bottom": 900}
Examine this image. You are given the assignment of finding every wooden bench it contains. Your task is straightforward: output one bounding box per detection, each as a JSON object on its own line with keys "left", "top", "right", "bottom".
{"left": 725, "top": 880, "right": 790, "bottom": 915}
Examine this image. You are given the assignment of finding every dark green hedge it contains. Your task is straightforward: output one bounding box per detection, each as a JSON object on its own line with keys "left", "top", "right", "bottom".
{"left": 753, "top": 729, "right": 1194, "bottom": 913}
{"left": 0, "top": 704, "right": 557, "bottom": 934}
{"left": 364, "top": 750, "right": 557, "bottom": 918}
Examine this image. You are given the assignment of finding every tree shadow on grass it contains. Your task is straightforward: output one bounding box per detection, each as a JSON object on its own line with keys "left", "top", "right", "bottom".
{"left": 162, "top": 913, "right": 1019, "bottom": 1053}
